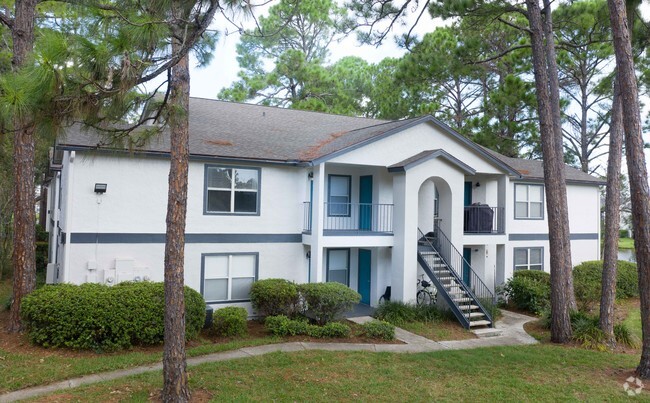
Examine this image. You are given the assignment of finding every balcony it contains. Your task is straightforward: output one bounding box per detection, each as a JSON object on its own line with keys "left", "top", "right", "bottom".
{"left": 464, "top": 205, "right": 505, "bottom": 234}
{"left": 303, "top": 202, "right": 394, "bottom": 235}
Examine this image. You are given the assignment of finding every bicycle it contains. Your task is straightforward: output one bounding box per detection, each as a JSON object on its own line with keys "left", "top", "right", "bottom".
{"left": 378, "top": 286, "right": 391, "bottom": 304}
{"left": 416, "top": 275, "right": 437, "bottom": 306}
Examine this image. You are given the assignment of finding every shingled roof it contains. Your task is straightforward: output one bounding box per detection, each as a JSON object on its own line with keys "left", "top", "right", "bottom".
{"left": 57, "top": 97, "right": 604, "bottom": 185}
{"left": 59, "top": 97, "right": 398, "bottom": 163}
{"left": 480, "top": 146, "right": 605, "bottom": 185}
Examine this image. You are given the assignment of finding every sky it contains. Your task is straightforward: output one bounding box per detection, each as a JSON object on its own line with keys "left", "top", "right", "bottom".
{"left": 141, "top": 5, "right": 444, "bottom": 99}
{"left": 142, "top": 2, "right": 650, "bottom": 177}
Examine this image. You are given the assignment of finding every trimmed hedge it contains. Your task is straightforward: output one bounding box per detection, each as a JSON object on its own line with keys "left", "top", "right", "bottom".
{"left": 500, "top": 270, "right": 550, "bottom": 315}
{"left": 361, "top": 320, "right": 395, "bottom": 340}
{"left": 264, "top": 315, "right": 351, "bottom": 338}
{"left": 21, "top": 282, "right": 205, "bottom": 351}
{"left": 213, "top": 307, "right": 248, "bottom": 337}
{"left": 250, "top": 279, "right": 300, "bottom": 318}
{"left": 299, "top": 282, "right": 361, "bottom": 325}
{"left": 573, "top": 260, "right": 638, "bottom": 311}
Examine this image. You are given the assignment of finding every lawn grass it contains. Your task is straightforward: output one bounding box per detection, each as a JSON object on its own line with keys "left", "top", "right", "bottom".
{"left": 624, "top": 307, "right": 642, "bottom": 341}
{"left": 32, "top": 345, "right": 647, "bottom": 401}
{"left": 0, "top": 334, "right": 280, "bottom": 393}
{"left": 619, "top": 237, "right": 635, "bottom": 250}
{"left": 399, "top": 320, "right": 476, "bottom": 341}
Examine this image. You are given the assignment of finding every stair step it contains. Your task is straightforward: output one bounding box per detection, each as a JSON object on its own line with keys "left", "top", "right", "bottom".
{"left": 458, "top": 305, "right": 480, "bottom": 311}
{"left": 469, "top": 320, "right": 492, "bottom": 327}
{"left": 453, "top": 298, "right": 473, "bottom": 303}
{"left": 465, "top": 312, "right": 486, "bottom": 318}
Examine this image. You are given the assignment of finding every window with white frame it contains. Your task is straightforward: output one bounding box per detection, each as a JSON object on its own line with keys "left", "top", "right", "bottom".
{"left": 202, "top": 253, "right": 257, "bottom": 302}
{"left": 327, "top": 249, "right": 350, "bottom": 286}
{"left": 515, "top": 184, "right": 544, "bottom": 219}
{"left": 514, "top": 248, "right": 543, "bottom": 271}
{"left": 205, "top": 165, "right": 259, "bottom": 214}
{"left": 328, "top": 175, "right": 351, "bottom": 216}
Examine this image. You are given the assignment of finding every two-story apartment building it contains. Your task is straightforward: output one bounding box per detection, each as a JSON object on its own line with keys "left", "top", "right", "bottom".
{"left": 45, "top": 98, "right": 603, "bottom": 328}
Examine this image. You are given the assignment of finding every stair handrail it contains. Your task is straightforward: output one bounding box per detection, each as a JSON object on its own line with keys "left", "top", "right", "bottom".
{"left": 416, "top": 239, "right": 470, "bottom": 328}
{"left": 419, "top": 227, "right": 494, "bottom": 324}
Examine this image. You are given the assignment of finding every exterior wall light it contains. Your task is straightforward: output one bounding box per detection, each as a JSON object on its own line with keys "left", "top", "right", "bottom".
{"left": 94, "top": 183, "right": 107, "bottom": 194}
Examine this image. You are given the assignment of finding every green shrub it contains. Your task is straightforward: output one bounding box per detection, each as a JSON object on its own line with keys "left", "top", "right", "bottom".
{"left": 265, "top": 315, "right": 309, "bottom": 336}
{"left": 573, "top": 261, "right": 639, "bottom": 311}
{"left": 500, "top": 271, "right": 550, "bottom": 315}
{"left": 250, "top": 279, "right": 300, "bottom": 318}
{"left": 619, "top": 230, "right": 628, "bottom": 238}
{"left": 614, "top": 323, "right": 638, "bottom": 348}
{"left": 361, "top": 320, "right": 395, "bottom": 340}
{"left": 264, "top": 315, "right": 350, "bottom": 338}
{"left": 374, "top": 301, "right": 442, "bottom": 326}
{"left": 310, "top": 322, "right": 351, "bottom": 338}
{"left": 213, "top": 307, "right": 248, "bottom": 337}
{"left": 21, "top": 282, "right": 205, "bottom": 351}
{"left": 298, "top": 283, "right": 360, "bottom": 325}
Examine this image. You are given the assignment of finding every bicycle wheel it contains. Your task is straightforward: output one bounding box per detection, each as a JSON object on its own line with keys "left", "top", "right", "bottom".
{"left": 416, "top": 290, "right": 432, "bottom": 306}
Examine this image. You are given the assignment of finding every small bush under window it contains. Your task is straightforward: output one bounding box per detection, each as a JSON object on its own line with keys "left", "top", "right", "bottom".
{"left": 250, "top": 278, "right": 300, "bottom": 318}
{"left": 500, "top": 271, "right": 550, "bottom": 315}
{"left": 298, "top": 282, "right": 361, "bottom": 325}
{"left": 212, "top": 306, "right": 248, "bottom": 337}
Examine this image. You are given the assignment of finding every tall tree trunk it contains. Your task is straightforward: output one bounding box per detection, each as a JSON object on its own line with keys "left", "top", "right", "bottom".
{"left": 543, "top": 0, "right": 577, "bottom": 313}
{"left": 600, "top": 80, "right": 623, "bottom": 345}
{"left": 607, "top": 0, "right": 650, "bottom": 378}
{"left": 525, "top": 0, "right": 573, "bottom": 343}
{"left": 162, "top": 10, "right": 191, "bottom": 401}
{"left": 8, "top": 0, "right": 38, "bottom": 333}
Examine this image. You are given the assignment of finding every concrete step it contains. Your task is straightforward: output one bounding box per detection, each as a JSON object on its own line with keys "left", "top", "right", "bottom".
{"left": 465, "top": 312, "right": 486, "bottom": 319}
{"left": 469, "top": 320, "right": 492, "bottom": 327}
{"left": 471, "top": 327, "right": 503, "bottom": 338}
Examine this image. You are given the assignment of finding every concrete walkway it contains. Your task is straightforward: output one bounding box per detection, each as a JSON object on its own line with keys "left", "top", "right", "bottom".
{"left": 0, "top": 310, "right": 537, "bottom": 402}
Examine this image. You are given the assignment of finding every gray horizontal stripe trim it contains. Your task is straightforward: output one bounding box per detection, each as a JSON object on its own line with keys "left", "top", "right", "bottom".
{"left": 70, "top": 233, "right": 303, "bottom": 244}
{"left": 509, "top": 233, "right": 598, "bottom": 241}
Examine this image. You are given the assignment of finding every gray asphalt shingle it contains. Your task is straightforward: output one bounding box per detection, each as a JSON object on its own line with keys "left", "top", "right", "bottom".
{"left": 58, "top": 97, "right": 604, "bottom": 185}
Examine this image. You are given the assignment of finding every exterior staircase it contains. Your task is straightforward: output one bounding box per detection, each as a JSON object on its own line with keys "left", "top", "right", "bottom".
{"left": 417, "top": 228, "right": 494, "bottom": 329}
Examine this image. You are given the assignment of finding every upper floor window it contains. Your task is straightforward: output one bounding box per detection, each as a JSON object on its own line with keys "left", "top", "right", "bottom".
{"left": 205, "top": 165, "right": 260, "bottom": 214}
{"left": 328, "top": 175, "right": 351, "bottom": 216}
{"left": 514, "top": 247, "right": 543, "bottom": 271}
{"left": 515, "top": 184, "right": 544, "bottom": 219}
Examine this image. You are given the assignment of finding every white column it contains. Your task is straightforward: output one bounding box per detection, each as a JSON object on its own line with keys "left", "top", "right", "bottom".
{"left": 391, "top": 172, "right": 417, "bottom": 303}
{"left": 310, "top": 163, "right": 327, "bottom": 283}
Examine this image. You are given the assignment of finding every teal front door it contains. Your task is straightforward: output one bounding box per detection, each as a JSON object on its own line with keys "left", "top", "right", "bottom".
{"left": 358, "top": 249, "right": 371, "bottom": 305}
{"left": 464, "top": 181, "right": 473, "bottom": 206}
{"left": 359, "top": 176, "right": 373, "bottom": 231}
{"left": 462, "top": 247, "right": 472, "bottom": 286}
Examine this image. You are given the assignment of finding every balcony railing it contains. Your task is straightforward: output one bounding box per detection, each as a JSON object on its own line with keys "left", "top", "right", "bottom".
{"left": 464, "top": 205, "right": 505, "bottom": 234}
{"left": 303, "top": 202, "right": 394, "bottom": 234}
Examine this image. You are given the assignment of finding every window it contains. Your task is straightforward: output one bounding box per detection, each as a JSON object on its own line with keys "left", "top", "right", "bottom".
{"left": 327, "top": 249, "right": 350, "bottom": 286}
{"left": 202, "top": 253, "right": 258, "bottom": 302}
{"left": 205, "top": 165, "right": 260, "bottom": 214}
{"left": 514, "top": 248, "right": 543, "bottom": 271}
{"left": 328, "top": 175, "right": 351, "bottom": 216}
{"left": 515, "top": 184, "right": 544, "bottom": 219}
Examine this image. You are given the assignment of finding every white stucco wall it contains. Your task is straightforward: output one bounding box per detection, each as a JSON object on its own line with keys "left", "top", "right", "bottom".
{"left": 56, "top": 152, "right": 310, "bottom": 308}
{"left": 328, "top": 123, "right": 505, "bottom": 175}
